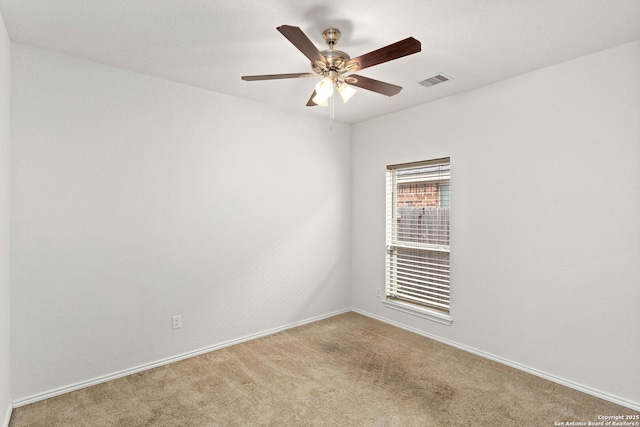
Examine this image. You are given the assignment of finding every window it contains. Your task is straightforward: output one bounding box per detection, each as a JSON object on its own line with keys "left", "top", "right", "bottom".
{"left": 384, "top": 158, "right": 452, "bottom": 325}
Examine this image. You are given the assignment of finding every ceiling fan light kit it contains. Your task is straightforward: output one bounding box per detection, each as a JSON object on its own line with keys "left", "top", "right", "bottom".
{"left": 241, "top": 25, "right": 421, "bottom": 108}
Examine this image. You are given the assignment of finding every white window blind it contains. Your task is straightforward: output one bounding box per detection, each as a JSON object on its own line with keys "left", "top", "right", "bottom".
{"left": 386, "top": 158, "right": 451, "bottom": 314}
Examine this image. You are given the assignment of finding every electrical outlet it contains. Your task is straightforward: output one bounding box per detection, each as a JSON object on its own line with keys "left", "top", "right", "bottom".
{"left": 172, "top": 315, "right": 182, "bottom": 329}
{"left": 376, "top": 288, "right": 381, "bottom": 298}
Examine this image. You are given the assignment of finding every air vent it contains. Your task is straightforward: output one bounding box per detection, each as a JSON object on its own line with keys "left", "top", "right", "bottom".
{"left": 418, "top": 73, "right": 451, "bottom": 88}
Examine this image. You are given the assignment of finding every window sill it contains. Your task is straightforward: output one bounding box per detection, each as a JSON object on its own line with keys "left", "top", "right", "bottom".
{"left": 382, "top": 299, "right": 453, "bottom": 326}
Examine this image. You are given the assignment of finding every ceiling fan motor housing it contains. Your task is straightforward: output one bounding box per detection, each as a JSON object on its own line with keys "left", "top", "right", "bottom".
{"left": 319, "top": 49, "right": 350, "bottom": 67}
{"left": 312, "top": 28, "right": 351, "bottom": 74}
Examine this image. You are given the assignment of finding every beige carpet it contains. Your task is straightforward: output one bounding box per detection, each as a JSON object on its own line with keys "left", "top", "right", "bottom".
{"left": 10, "top": 312, "right": 638, "bottom": 426}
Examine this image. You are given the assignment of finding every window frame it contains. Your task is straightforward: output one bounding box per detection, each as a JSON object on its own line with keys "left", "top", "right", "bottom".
{"left": 383, "top": 158, "right": 453, "bottom": 326}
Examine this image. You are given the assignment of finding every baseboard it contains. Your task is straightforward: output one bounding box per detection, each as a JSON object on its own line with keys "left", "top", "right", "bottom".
{"left": 2, "top": 402, "right": 11, "bottom": 427}
{"left": 352, "top": 308, "right": 640, "bottom": 412}
{"left": 14, "top": 307, "right": 639, "bottom": 412}
{"left": 12, "top": 308, "right": 351, "bottom": 408}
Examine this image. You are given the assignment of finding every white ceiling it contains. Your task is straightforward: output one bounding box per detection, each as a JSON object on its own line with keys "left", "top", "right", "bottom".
{"left": 1, "top": 0, "right": 639, "bottom": 124}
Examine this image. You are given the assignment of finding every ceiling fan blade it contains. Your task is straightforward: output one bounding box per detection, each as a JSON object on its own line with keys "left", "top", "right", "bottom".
{"left": 242, "top": 73, "right": 314, "bottom": 81}
{"left": 347, "top": 74, "right": 402, "bottom": 96}
{"left": 345, "top": 37, "right": 421, "bottom": 72}
{"left": 277, "top": 25, "right": 327, "bottom": 65}
{"left": 306, "top": 90, "right": 318, "bottom": 106}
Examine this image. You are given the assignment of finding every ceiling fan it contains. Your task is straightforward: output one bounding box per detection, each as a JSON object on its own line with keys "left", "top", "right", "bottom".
{"left": 241, "top": 25, "right": 421, "bottom": 106}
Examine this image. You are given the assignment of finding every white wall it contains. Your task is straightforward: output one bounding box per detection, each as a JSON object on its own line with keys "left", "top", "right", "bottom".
{"left": 352, "top": 41, "right": 640, "bottom": 408}
{"left": 10, "top": 44, "right": 351, "bottom": 402}
{"left": 0, "top": 10, "right": 11, "bottom": 427}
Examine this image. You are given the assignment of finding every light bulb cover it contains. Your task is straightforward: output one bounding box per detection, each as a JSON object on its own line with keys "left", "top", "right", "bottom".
{"left": 312, "top": 93, "right": 329, "bottom": 106}
{"left": 337, "top": 83, "right": 357, "bottom": 103}
{"left": 315, "top": 77, "right": 335, "bottom": 98}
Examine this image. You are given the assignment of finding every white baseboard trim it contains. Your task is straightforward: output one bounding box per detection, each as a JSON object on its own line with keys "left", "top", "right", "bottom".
{"left": 352, "top": 308, "right": 640, "bottom": 412}
{"left": 12, "top": 308, "right": 351, "bottom": 408}
{"left": 2, "top": 402, "right": 11, "bottom": 427}
{"left": 13, "top": 307, "right": 639, "bottom": 412}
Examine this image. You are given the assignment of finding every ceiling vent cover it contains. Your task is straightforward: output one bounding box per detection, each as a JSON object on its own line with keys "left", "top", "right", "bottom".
{"left": 419, "top": 73, "right": 451, "bottom": 87}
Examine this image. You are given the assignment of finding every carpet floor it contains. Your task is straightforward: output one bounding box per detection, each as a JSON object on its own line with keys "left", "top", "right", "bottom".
{"left": 9, "top": 312, "right": 638, "bottom": 426}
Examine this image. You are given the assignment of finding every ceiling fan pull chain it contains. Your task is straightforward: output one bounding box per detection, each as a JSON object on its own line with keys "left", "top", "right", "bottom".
{"left": 330, "top": 91, "right": 334, "bottom": 130}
